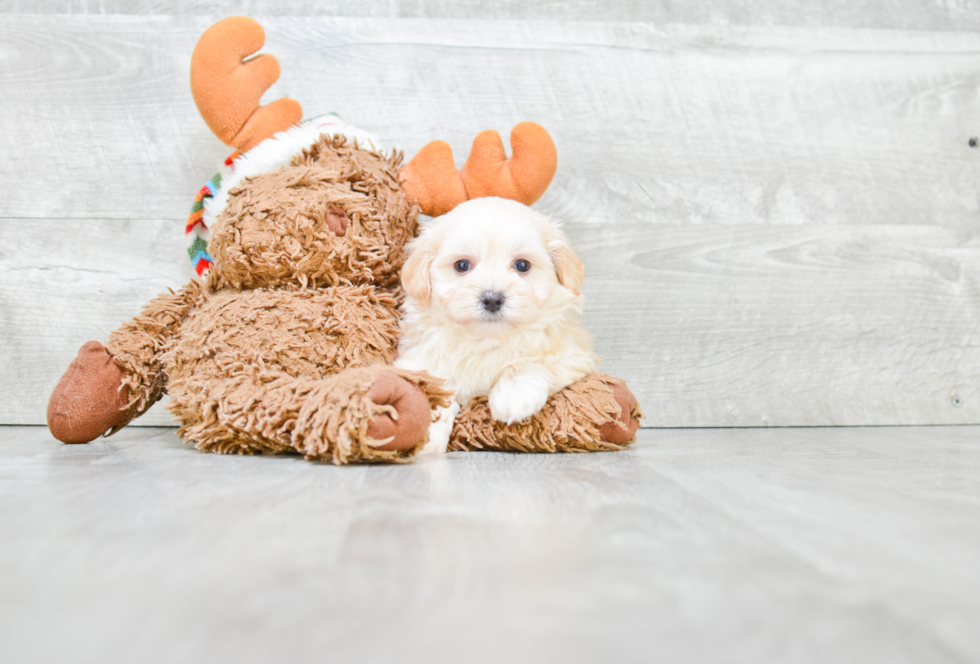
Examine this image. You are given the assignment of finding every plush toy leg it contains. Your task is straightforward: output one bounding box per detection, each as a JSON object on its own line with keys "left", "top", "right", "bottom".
{"left": 449, "top": 374, "right": 642, "bottom": 453}
{"left": 167, "top": 364, "right": 450, "bottom": 464}
{"left": 47, "top": 341, "right": 130, "bottom": 444}
{"left": 47, "top": 281, "right": 204, "bottom": 444}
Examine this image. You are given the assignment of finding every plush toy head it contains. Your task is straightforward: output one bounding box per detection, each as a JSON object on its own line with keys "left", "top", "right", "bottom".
{"left": 207, "top": 135, "right": 416, "bottom": 290}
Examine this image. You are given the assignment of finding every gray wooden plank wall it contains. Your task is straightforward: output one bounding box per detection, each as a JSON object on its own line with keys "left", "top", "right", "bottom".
{"left": 5, "top": 0, "right": 980, "bottom": 31}
{"left": 1, "top": 7, "right": 979, "bottom": 427}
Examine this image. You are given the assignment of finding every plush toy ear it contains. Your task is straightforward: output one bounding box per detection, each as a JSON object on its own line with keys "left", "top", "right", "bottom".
{"left": 548, "top": 232, "right": 585, "bottom": 296}
{"left": 401, "top": 122, "right": 558, "bottom": 217}
{"left": 191, "top": 16, "right": 304, "bottom": 152}
{"left": 400, "top": 234, "right": 436, "bottom": 306}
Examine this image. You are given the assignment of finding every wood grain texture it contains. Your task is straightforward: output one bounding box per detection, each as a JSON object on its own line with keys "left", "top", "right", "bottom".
{"left": 4, "top": 0, "right": 980, "bottom": 32}
{"left": 7, "top": 217, "right": 979, "bottom": 427}
{"left": 579, "top": 222, "right": 980, "bottom": 426}
{"left": 2, "top": 425, "right": 979, "bottom": 663}
{"left": 2, "top": 18, "right": 978, "bottom": 226}
{"left": 0, "top": 217, "right": 188, "bottom": 426}
{"left": 2, "top": 15, "right": 979, "bottom": 426}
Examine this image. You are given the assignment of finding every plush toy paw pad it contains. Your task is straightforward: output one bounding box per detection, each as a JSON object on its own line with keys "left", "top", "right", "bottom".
{"left": 598, "top": 381, "right": 640, "bottom": 444}
{"left": 366, "top": 371, "right": 430, "bottom": 451}
{"left": 47, "top": 341, "right": 129, "bottom": 444}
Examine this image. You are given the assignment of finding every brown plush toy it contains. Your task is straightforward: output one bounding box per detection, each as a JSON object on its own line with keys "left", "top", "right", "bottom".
{"left": 46, "top": 17, "right": 641, "bottom": 463}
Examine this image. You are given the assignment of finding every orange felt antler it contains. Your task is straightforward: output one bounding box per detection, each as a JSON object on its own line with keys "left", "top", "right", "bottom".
{"left": 400, "top": 122, "right": 558, "bottom": 217}
{"left": 190, "top": 16, "right": 303, "bottom": 152}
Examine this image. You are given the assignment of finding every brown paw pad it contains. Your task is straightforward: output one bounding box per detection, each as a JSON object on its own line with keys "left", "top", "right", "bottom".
{"left": 598, "top": 381, "right": 639, "bottom": 445}
{"left": 365, "top": 371, "right": 430, "bottom": 452}
{"left": 47, "top": 341, "right": 129, "bottom": 444}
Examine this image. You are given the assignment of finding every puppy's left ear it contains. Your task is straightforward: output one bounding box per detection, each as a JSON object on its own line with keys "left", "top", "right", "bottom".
{"left": 401, "top": 234, "right": 436, "bottom": 306}
{"left": 548, "top": 233, "right": 585, "bottom": 296}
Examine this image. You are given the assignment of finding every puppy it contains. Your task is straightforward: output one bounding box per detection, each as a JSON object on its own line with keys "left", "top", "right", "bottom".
{"left": 395, "top": 196, "right": 598, "bottom": 453}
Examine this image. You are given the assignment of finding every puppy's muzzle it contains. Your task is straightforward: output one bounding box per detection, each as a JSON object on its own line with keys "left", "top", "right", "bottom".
{"left": 480, "top": 291, "right": 505, "bottom": 313}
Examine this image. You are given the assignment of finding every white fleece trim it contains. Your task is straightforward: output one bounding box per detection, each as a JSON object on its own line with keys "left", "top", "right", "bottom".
{"left": 202, "top": 115, "right": 382, "bottom": 229}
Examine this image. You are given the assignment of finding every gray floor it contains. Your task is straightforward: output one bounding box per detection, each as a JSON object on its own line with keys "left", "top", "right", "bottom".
{"left": 2, "top": 426, "right": 978, "bottom": 663}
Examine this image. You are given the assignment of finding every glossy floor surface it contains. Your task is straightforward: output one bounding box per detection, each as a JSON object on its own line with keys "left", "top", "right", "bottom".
{"left": 2, "top": 425, "right": 978, "bottom": 664}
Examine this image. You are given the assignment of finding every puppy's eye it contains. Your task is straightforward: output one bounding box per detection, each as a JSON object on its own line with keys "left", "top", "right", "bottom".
{"left": 514, "top": 259, "right": 531, "bottom": 273}
{"left": 454, "top": 259, "right": 471, "bottom": 273}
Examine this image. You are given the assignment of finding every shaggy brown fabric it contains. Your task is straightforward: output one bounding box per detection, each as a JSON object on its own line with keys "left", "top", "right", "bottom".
{"left": 449, "top": 374, "right": 644, "bottom": 453}
{"left": 168, "top": 364, "right": 449, "bottom": 464}
{"left": 104, "top": 279, "right": 205, "bottom": 432}
{"left": 208, "top": 136, "right": 417, "bottom": 291}
{"left": 159, "top": 283, "right": 435, "bottom": 462}
{"left": 83, "top": 137, "right": 444, "bottom": 465}
{"left": 165, "top": 285, "right": 402, "bottom": 382}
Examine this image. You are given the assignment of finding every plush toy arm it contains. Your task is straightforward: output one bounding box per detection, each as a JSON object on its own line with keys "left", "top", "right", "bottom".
{"left": 169, "top": 364, "right": 452, "bottom": 465}
{"left": 400, "top": 122, "right": 558, "bottom": 217}
{"left": 449, "top": 374, "right": 642, "bottom": 453}
{"left": 47, "top": 280, "right": 206, "bottom": 443}
{"left": 191, "top": 16, "right": 303, "bottom": 152}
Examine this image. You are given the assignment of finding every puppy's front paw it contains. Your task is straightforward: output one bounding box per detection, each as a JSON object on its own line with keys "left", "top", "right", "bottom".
{"left": 489, "top": 374, "right": 549, "bottom": 425}
{"left": 420, "top": 402, "right": 460, "bottom": 455}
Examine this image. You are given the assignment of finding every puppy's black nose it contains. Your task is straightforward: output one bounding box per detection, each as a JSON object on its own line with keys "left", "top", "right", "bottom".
{"left": 480, "top": 291, "right": 505, "bottom": 313}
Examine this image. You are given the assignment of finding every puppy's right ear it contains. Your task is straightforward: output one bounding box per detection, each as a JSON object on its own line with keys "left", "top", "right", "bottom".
{"left": 401, "top": 234, "right": 436, "bottom": 307}
{"left": 544, "top": 225, "right": 585, "bottom": 296}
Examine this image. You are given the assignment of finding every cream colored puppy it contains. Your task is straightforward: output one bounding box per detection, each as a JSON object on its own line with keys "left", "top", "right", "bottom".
{"left": 396, "top": 196, "right": 598, "bottom": 453}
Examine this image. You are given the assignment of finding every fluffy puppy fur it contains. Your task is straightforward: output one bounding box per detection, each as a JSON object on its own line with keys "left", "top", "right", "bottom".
{"left": 396, "top": 197, "right": 598, "bottom": 451}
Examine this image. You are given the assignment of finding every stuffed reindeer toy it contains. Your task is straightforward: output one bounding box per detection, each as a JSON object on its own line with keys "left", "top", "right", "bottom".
{"left": 47, "top": 17, "right": 640, "bottom": 464}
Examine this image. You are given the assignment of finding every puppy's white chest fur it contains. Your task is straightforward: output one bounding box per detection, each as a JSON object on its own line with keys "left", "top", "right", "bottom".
{"left": 396, "top": 325, "right": 512, "bottom": 403}
{"left": 397, "top": 313, "right": 592, "bottom": 406}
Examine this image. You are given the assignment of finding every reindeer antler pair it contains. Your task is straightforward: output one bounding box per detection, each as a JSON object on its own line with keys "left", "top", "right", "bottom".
{"left": 399, "top": 123, "right": 557, "bottom": 217}
{"left": 190, "top": 17, "right": 558, "bottom": 215}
